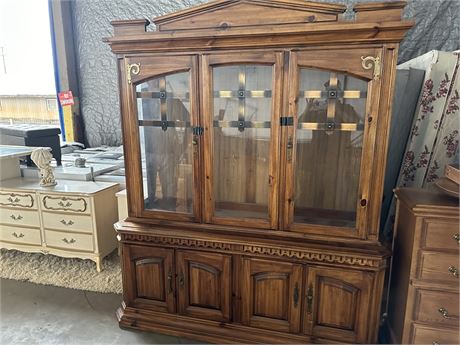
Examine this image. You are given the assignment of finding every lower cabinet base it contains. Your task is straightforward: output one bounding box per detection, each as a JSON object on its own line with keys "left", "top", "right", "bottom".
{"left": 117, "top": 304, "right": 343, "bottom": 344}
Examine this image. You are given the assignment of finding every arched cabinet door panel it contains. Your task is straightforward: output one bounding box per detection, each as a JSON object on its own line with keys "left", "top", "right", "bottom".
{"left": 281, "top": 48, "right": 384, "bottom": 240}
{"left": 122, "top": 245, "right": 175, "bottom": 313}
{"left": 304, "top": 266, "right": 374, "bottom": 343}
{"left": 176, "top": 250, "right": 232, "bottom": 322}
{"left": 121, "top": 55, "right": 201, "bottom": 223}
{"left": 241, "top": 258, "right": 303, "bottom": 333}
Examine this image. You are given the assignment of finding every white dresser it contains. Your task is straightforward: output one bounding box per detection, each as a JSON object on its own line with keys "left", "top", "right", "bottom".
{"left": 0, "top": 178, "right": 119, "bottom": 271}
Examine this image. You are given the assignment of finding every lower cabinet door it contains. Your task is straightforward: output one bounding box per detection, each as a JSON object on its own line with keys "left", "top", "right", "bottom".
{"left": 176, "top": 250, "right": 232, "bottom": 322}
{"left": 123, "top": 245, "right": 175, "bottom": 313}
{"left": 304, "top": 266, "right": 373, "bottom": 343}
{"left": 241, "top": 258, "right": 303, "bottom": 333}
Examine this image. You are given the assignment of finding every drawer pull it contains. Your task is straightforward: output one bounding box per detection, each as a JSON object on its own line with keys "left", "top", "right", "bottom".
{"left": 10, "top": 214, "right": 23, "bottom": 221}
{"left": 448, "top": 266, "right": 459, "bottom": 278}
{"left": 438, "top": 307, "right": 453, "bottom": 318}
{"left": 58, "top": 201, "right": 73, "bottom": 208}
{"left": 12, "top": 232, "right": 24, "bottom": 238}
{"left": 433, "top": 342, "right": 439, "bottom": 345}
{"left": 62, "top": 238, "right": 76, "bottom": 244}
{"left": 454, "top": 233, "right": 460, "bottom": 244}
{"left": 60, "top": 219, "right": 75, "bottom": 226}
{"left": 7, "top": 197, "right": 20, "bottom": 203}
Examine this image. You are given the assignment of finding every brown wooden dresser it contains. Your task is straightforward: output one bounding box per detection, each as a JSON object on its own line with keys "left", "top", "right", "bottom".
{"left": 388, "top": 188, "right": 460, "bottom": 344}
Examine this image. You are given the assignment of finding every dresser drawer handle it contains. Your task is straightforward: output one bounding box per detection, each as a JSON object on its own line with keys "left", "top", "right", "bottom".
{"left": 7, "top": 196, "right": 20, "bottom": 203}
{"left": 10, "top": 214, "right": 23, "bottom": 221}
{"left": 58, "top": 201, "right": 73, "bottom": 208}
{"left": 62, "top": 238, "right": 76, "bottom": 244}
{"left": 438, "top": 307, "right": 456, "bottom": 319}
{"left": 12, "top": 232, "right": 24, "bottom": 238}
{"left": 448, "top": 266, "right": 459, "bottom": 278}
{"left": 433, "top": 342, "right": 439, "bottom": 345}
{"left": 60, "top": 219, "right": 75, "bottom": 226}
{"left": 453, "top": 233, "right": 460, "bottom": 244}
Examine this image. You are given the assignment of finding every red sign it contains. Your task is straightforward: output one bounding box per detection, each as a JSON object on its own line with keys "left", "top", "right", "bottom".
{"left": 58, "top": 91, "right": 74, "bottom": 106}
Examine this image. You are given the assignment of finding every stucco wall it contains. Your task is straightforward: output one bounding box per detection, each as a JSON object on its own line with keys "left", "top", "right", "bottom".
{"left": 71, "top": 0, "right": 460, "bottom": 147}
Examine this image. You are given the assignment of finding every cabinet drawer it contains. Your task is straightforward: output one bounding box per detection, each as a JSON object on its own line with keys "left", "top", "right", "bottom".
{"left": 410, "top": 323, "right": 460, "bottom": 345}
{"left": 42, "top": 212, "right": 93, "bottom": 233}
{"left": 417, "top": 251, "right": 460, "bottom": 283}
{"left": 0, "top": 208, "right": 40, "bottom": 228}
{"left": 414, "top": 289, "right": 459, "bottom": 327}
{"left": 0, "top": 225, "right": 41, "bottom": 245}
{"left": 44, "top": 230, "right": 93, "bottom": 252}
{"left": 422, "top": 219, "right": 460, "bottom": 252}
{"left": 0, "top": 191, "right": 36, "bottom": 209}
{"left": 41, "top": 195, "right": 90, "bottom": 214}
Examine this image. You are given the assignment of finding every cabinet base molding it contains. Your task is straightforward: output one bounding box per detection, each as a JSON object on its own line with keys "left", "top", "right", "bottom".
{"left": 117, "top": 304, "right": 332, "bottom": 344}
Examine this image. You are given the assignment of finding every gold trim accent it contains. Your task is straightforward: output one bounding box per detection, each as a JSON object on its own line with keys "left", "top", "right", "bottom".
{"left": 0, "top": 192, "right": 34, "bottom": 208}
{"left": 43, "top": 196, "right": 87, "bottom": 213}
{"left": 361, "top": 55, "right": 381, "bottom": 80}
{"left": 126, "top": 62, "right": 140, "bottom": 84}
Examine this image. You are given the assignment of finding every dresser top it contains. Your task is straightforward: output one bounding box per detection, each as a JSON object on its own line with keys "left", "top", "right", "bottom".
{"left": 0, "top": 178, "right": 118, "bottom": 195}
{"left": 395, "top": 188, "right": 459, "bottom": 216}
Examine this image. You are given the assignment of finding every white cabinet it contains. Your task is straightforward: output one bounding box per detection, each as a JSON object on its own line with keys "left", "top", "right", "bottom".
{"left": 0, "top": 178, "right": 119, "bottom": 271}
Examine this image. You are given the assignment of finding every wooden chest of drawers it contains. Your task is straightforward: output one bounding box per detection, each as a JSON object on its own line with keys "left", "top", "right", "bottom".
{"left": 388, "top": 188, "right": 459, "bottom": 344}
{"left": 0, "top": 178, "right": 119, "bottom": 271}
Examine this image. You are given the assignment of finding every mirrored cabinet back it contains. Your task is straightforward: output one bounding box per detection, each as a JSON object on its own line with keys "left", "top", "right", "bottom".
{"left": 106, "top": 1, "right": 413, "bottom": 343}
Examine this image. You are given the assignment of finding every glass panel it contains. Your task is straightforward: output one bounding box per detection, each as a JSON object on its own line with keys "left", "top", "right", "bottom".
{"left": 212, "top": 65, "right": 272, "bottom": 219}
{"left": 294, "top": 68, "right": 367, "bottom": 228}
{"left": 136, "top": 72, "right": 193, "bottom": 213}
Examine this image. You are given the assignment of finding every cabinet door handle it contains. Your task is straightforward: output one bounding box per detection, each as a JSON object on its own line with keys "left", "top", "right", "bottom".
{"left": 448, "top": 266, "right": 459, "bottom": 278}
{"left": 62, "top": 238, "right": 76, "bottom": 244}
{"left": 60, "top": 219, "right": 75, "bottom": 226}
{"left": 10, "top": 214, "right": 23, "bottom": 221}
{"left": 178, "top": 272, "right": 184, "bottom": 287}
{"left": 287, "top": 136, "right": 293, "bottom": 162}
{"left": 167, "top": 272, "right": 173, "bottom": 293}
{"left": 293, "top": 283, "right": 299, "bottom": 307}
{"left": 453, "top": 233, "right": 460, "bottom": 244}
{"left": 306, "top": 284, "right": 313, "bottom": 314}
{"left": 12, "top": 232, "right": 24, "bottom": 238}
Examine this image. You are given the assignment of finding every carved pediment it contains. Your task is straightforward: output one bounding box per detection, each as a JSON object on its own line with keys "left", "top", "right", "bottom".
{"left": 153, "top": 0, "right": 347, "bottom": 31}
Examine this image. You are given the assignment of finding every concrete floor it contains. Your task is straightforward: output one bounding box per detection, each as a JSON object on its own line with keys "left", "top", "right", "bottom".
{"left": 0, "top": 279, "right": 198, "bottom": 345}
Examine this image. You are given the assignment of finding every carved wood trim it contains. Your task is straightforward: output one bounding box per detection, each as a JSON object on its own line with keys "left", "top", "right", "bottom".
{"left": 120, "top": 233, "right": 384, "bottom": 268}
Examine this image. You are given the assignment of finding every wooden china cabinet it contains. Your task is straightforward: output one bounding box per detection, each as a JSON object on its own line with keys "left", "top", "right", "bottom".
{"left": 106, "top": 1, "right": 413, "bottom": 343}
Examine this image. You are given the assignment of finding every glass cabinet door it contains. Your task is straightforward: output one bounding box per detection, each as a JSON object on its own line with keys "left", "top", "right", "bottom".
{"left": 282, "top": 50, "right": 380, "bottom": 238}
{"left": 202, "top": 52, "right": 283, "bottom": 229}
{"left": 124, "top": 55, "right": 201, "bottom": 222}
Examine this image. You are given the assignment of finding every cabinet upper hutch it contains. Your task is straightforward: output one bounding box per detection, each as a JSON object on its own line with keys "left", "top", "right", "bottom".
{"left": 107, "top": 1, "right": 412, "bottom": 343}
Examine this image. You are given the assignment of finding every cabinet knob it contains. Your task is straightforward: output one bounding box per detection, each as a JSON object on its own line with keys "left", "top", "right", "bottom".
{"left": 448, "top": 266, "right": 459, "bottom": 278}
{"left": 453, "top": 233, "right": 460, "bottom": 244}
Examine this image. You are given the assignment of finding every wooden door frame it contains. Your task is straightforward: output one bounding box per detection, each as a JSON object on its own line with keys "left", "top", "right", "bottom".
{"left": 122, "top": 54, "right": 202, "bottom": 223}
{"left": 201, "top": 51, "right": 284, "bottom": 230}
{"left": 280, "top": 47, "right": 383, "bottom": 240}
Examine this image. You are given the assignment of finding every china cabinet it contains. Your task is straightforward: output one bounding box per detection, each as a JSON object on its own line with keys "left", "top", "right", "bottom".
{"left": 106, "top": 0, "right": 413, "bottom": 343}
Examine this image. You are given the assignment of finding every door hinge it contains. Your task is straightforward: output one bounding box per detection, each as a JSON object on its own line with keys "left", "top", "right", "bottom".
{"left": 192, "top": 127, "right": 204, "bottom": 136}
{"left": 280, "top": 117, "right": 294, "bottom": 126}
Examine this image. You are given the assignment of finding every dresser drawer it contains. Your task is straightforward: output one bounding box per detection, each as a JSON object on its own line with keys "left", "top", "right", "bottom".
{"left": 0, "top": 208, "right": 40, "bottom": 228}
{"left": 0, "top": 225, "right": 41, "bottom": 245}
{"left": 44, "top": 230, "right": 93, "bottom": 252}
{"left": 0, "top": 191, "right": 36, "bottom": 209}
{"left": 411, "top": 323, "right": 460, "bottom": 345}
{"left": 414, "top": 289, "right": 459, "bottom": 327}
{"left": 422, "top": 219, "right": 460, "bottom": 252}
{"left": 42, "top": 212, "right": 93, "bottom": 234}
{"left": 417, "top": 251, "right": 460, "bottom": 283}
{"left": 41, "top": 195, "right": 90, "bottom": 214}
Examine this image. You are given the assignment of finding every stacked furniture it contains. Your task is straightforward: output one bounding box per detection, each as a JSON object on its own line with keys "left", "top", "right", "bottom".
{"left": 0, "top": 178, "right": 119, "bottom": 272}
{"left": 388, "top": 188, "right": 459, "bottom": 344}
{"left": 106, "top": 0, "right": 413, "bottom": 343}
